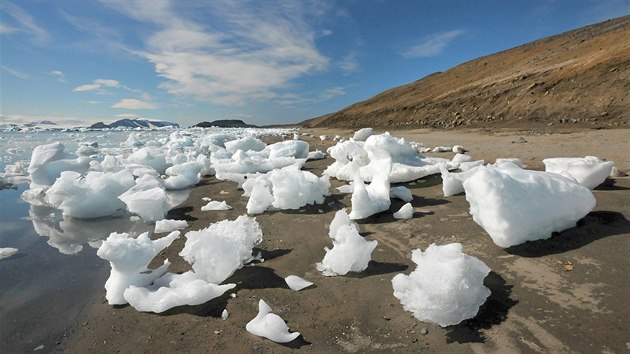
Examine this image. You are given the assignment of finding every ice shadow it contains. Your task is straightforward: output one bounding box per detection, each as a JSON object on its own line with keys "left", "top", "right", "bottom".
{"left": 255, "top": 248, "right": 293, "bottom": 261}
{"left": 446, "top": 271, "right": 518, "bottom": 344}
{"left": 405, "top": 174, "right": 444, "bottom": 190}
{"left": 354, "top": 197, "right": 443, "bottom": 224}
{"left": 346, "top": 260, "right": 408, "bottom": 279}
{"left": 505, "top": 211, "right": 630, "bottom": 257}
{"left": 594, "top": 178, "right": 630, "bottom": 191}
{"left": 280, "top": 335, "right": 312, "bottom": 349}
{"left": 275, "top": 194, "right": 348, "bottom": 216}
{"left": 158, "top": 291, "right": 232, "bottom": 318}
{"left": 228, "top": 265, "right": 290, "bottom": 291}
{"left": 165, "top": 206, "right": 198, "bottom": 222}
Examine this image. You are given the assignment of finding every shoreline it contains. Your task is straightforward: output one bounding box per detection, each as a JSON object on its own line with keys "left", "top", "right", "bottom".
{"left": 61, "top": 128, "right": 629, "bottom": 353}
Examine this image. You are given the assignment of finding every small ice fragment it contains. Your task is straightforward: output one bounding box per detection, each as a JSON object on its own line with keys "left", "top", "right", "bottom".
{"left": 0, "top": 247, "right": 18, "bottom": 260}
{"left": 202, "top": 197, "right": 212, "bottom": 201}
{"left": 220, "top": 190, "right": 229, "bottom": 195}
{"left": 393, "top": 203, "right": 413, "bottom": 219}
{"left": 201, "top": 200, "right": 233, "bottom": 211}
{"left": 390, "top": 186, "right": 413, "bottom": 202}
{"left": 246, "top": 299, "right": 300, "bottom": 343}
{"left": 285, "top": 275, "right": 314, "bottom": 291}
{"left": 222, "top": 309, "right": 229, "bottom": 320}
{"left": 155, "top": 219, "right": 189, "bottom": 233}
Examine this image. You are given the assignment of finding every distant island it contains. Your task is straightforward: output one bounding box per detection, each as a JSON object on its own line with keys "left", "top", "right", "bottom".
{"left": 193, "top": 120, "right": 257, "bottom": 128}
{"left": 90, "top": 118, "right": 179, "bottom": 129}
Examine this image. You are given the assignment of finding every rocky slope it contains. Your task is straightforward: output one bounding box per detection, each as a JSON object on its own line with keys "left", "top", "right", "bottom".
{"left": 305, "top": 16, "right": 630, "bottom": 130}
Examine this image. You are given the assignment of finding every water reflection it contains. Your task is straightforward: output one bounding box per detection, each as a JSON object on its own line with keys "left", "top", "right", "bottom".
{"left": 24, "top": 189, "right": 191, "bottom": 255}
{"left": 27, "top": 204, "right": 152, "bottom": 255}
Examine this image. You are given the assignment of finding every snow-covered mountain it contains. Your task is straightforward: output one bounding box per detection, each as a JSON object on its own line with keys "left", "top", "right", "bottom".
{"left": 90, "top": 118, "right": 179, "bottom": 129}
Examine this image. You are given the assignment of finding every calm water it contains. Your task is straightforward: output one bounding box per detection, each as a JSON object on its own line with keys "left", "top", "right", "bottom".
{"left": 0, "top": 130, "right": 160, "bottom": 352}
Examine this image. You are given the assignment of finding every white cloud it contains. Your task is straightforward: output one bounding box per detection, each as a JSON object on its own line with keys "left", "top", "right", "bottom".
{"left": 73, "top": 79, "right": 120, "bottom": 92}
{"left": 0, "top": 1, "right": 49, "bottom": 44}
{"left": 50, "top": 70, "right": 67, "bottom": 83}
{"left": 402, "top": 29, "right": 465, "bottom": 58}
{"left": 112, "top": 98, "right": 157, "bottom": 109}
{"left": 1, "top": 65, "right": 30, "bottom": 79}
{"left": 107, "top": 0, "right": 330, "bottom": 106}
{"left": 115, "top": 113, "right": 140, "bottom": 119}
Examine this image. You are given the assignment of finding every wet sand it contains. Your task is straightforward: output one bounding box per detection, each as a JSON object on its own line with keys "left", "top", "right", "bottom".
{"left": 62, "top": 128, "right": 630, "bottom": 353}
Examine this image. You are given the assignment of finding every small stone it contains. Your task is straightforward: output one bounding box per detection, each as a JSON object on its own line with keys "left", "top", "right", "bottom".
{"left": 214, "top": 329, "right": 222, "bottom": 335}
{"left": 420, "top": 328, "right": 428, "bottom": 335}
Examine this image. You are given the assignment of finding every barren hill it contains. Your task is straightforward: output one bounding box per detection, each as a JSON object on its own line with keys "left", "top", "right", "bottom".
{"left": 305, "top": 16, "right": 630, "bottom": 130}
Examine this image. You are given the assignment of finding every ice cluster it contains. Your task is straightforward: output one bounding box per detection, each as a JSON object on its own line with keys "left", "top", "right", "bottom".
{"left": 242, "top": 165, "right": 330, "bottom": 214}
{"left": 543, "top": 156, "right": 614, "bottom": 189}
{"left": 464, "top": 163, "right": 596, "bottom": 248}
{"left": 392, "top": 243, "right": 490, "bottom": 327}
{"left": 317, "top": 209, "right": 378, "bottom": 276}
{"left": 27, "top": 142, "right": 90, "bottom": 189}
{"left": 246, "top": 299, "right": 300, "bottom": 343}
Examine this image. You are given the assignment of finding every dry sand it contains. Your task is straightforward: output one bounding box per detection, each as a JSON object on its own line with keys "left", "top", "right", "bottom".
{"left": 62, "top": 128, "right": 629, "bottom": 353}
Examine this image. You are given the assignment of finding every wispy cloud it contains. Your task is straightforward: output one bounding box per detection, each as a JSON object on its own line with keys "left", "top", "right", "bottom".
{"left": 50, "top": 70, "right": 67, "bottom": 83}
{"left": 339, "top": 53, "right": 359, "bottom": 75}
{"left": 115, "top": 113, "right": 140, "bottom": 119}
{"left": 402, "top": 29, "right": 465, "bottom": 58}
{"left": 112, "top": 98, "right": 157, "bottom": 110}
{"left": 276, "top": 86, "right": 346, "bottom": 106}
{"left": 106, "top": 0, "right": 330, "bottom": 106}
{"left": 0, "top": 1, "right": 49, "bottom": 44}
{"left": 73, "top": 79, "right": 120, "bottom": 92}
{"left": 1, "top": 65, "right": 30, "bottom": 80}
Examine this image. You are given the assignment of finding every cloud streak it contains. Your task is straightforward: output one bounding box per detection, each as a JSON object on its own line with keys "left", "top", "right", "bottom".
{"left": 1, "top": 65, "right": 30, "bottom": 80}
{"left": 402, "top": 29, "right": 465, "bottom": 58}
{"left": 50, "top": 70, "right": 67, "bottom": 83}
{"left": 107, "top": 0, "right": 330, "bottom": 106}
{"left": 0, "top": 1, "right": 49, "bottom": 44}
{"left": 73, "top": 79, "right": 120, "bottom": 92}
{"left": 112, "top": 99, "right": 157, "bottom": 110}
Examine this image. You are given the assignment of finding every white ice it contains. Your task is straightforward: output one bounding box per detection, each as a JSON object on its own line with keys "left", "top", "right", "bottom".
{"left": 307, "top": 150, "right": 326, "bottom": 160}
{"left": 126, "top": 147, "right": 169, "bottom": 175}
{"left": 27, "top": 142, "right": 90, "bottom": 189}
{"left": 390, "top": 186, "right": 413, "bottom": 202}
{"left": 393, "top": 203, "right": 413, "bottom": 219}
{"left": 349, "top": 152, "right": 391, "bottom": 220}
{"left": 317, "top": 209, "right": 378, "bottom": 276}
{"left": 464, "top": 164, "right": 596, "bottom": 248}
{"left": 285, "top": 275, "right": 314, "bottom": 291}
{"left": 353, "top": 127, "right": 373, "bottom": 141}
{"left": 96, "top": 231, "right": 180, "bottom": 305}
{"left": 123, "top": 271, "right": 235, "bottom": 313}
{"left": 243, "top": 165, "right": 330, "bottom": 214}
{"left": 392, "top": 243, "right": 490, "bottom": 327}
{"left": 246, "top": 299, "right": 300, "bottom": 343}
{"left": 543, "top": 156, "right": 614, "bottom": 189}
{"left": 118, "top": 174, "right": 171, "bottom": 222}
{"left": 225, "top": 136, "right": 266, "bottom": 154}
{"left": 0, "top": 247, "right": 18, "bottom": 259}
{"left": 155, "top": 219, "right": 189, "bottom": 233}
{"left": 163, "top": 161, "right": 202, "bottom": 190}
{"left": 201, "top": 200, "right": 233, "bottom": 211}
{"left": 180, "top": 216, "right": 262, "bottom": 284}
{"left": 46, "top": 170, "right": 135, "bottom": 219}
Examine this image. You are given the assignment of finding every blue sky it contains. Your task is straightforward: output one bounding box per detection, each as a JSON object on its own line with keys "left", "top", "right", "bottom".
{"left": 1, "top": 0, "right": 627, "bottom": 127}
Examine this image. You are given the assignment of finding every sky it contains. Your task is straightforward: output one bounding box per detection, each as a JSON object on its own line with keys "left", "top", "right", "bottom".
{"left": 1, "top": 0, "right": 628, "bottom": 127}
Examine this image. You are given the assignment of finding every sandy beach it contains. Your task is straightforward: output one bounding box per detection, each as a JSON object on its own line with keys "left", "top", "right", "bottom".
{"left": 61, "top": 128, "right": 630, "bottom": 353}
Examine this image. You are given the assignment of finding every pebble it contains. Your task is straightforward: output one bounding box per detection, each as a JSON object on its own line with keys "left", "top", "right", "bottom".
{"left": 420, "top": 328, "right": 428, "bottom": 335}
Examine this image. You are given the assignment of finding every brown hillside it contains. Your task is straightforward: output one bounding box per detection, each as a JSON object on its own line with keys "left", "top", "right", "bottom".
{"left": 306, "top": 16, "right": 630, "bottom": 130}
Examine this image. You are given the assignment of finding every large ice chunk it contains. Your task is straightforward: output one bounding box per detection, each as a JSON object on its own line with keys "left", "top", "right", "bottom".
{"left": 180, "top": 216, "right": 263, "bottom": 284}
{"left": 392, "top": 243, "right": 491, "bottom": 327}
{"left": 27, "top": 142, "right": 90, "bottom": 189}
{"left": 353, "top": 127, "right": 373, "bottom": 141}
{"left": 119, "top": 175, "right": 171, "bottom": 222}
{"left": 123, "top": 271, "right": 235, "bottom": 313}
{"left": 246, "top": 299, "right": 300, "bottom": 343}
{"left": 96, "top": 231, "right": 180, "bottom": 305}
{"left": 154, "top": 219, "right": 189, "bottom": 233}
{"left": 349, "top": 154, "right": 391, "bottom": 220}
{"left": 225, "top": 136, "right": 266, "bottom": 154}
{"left": 126, "top": 147, "right": 169, "bottom": 175}
{"left": 543, "top": 156, "right": 614, "bottom": 189}
{"left": 316, "top": 209, "right": 378, "bottom": 276}
{"left": 243, "top": 165, "right": 330, "bottom": 214}
{"left": 163, "top": 161, "right": 202, "bottom": 189}
{"left": 46, "top": 170, "right": 135, "bottom": 219}
{"left": 265, "top": 140, "right": 309, "bottom": 159}
{"left": 463, "top": 164, "right": 596, "bottom": 248}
